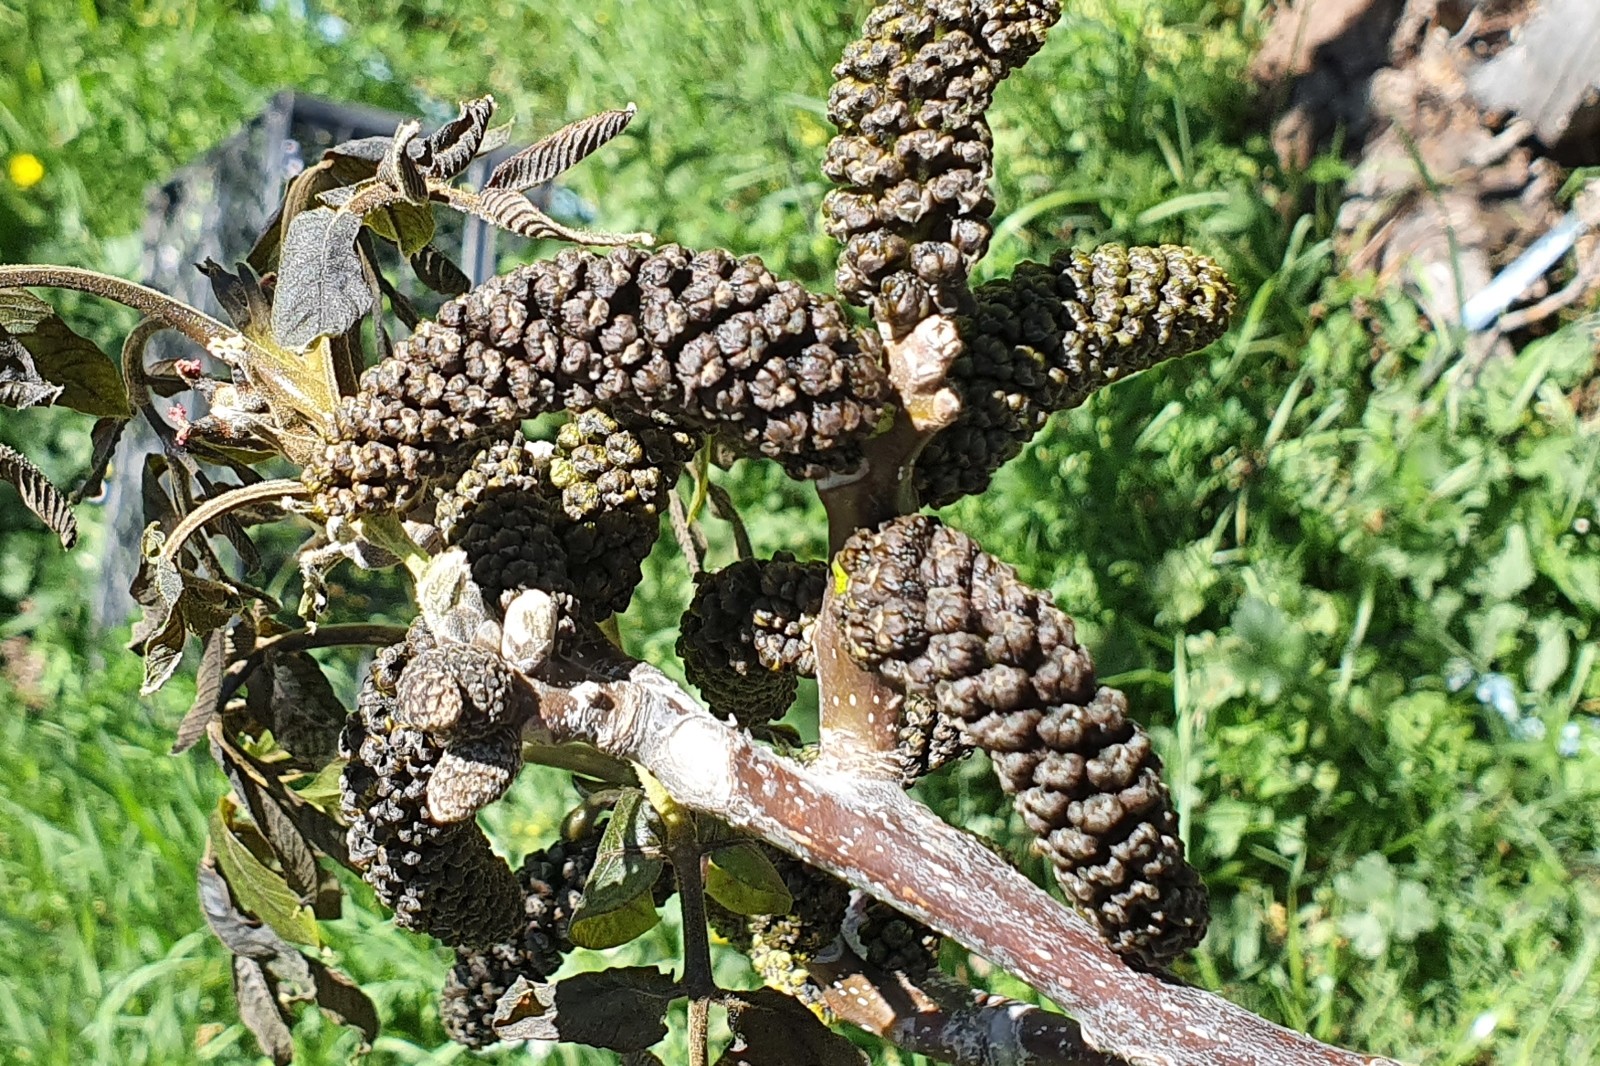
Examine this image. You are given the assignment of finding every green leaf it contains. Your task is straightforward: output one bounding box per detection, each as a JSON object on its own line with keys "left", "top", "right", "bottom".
{"left": 494, "top": 968, "right": 679, "bottom": 1049}
{"left": 208, "top": 801, "right": 321, "bottom": 949}
{"left": 1526, "top": 616, "right": 1571, "bottom": 694}
{"left": 293, "top": 759, "right": 348, "bottom": 814}
{"left": 1391, "top": 880, "right": 1438, "bottom": 943}
{"left": 0, "top": 289, "right": 130, "bottom": 416}
{"left": 364, "top": 202, "right": 436, "bottom": 257}
{"left": 706, "top": 843, "right": 793, "bottom": 917}
{"left": 568, "top": 789, "right": 663, "bottom": 950}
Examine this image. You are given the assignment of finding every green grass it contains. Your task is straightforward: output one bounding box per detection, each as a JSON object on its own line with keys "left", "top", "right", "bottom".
{"left": 2, "top": 0, "right": 1599, "bottom": 1062}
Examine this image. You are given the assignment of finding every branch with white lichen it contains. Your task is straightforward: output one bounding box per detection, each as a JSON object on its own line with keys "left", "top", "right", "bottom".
{"left": 514, "top": 645, "right": 1401, "bottom": 1066}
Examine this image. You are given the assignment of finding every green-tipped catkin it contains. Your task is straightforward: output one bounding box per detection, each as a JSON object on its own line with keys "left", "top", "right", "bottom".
{"left": 436, "top": 414, "right": 694, "bottom": 617}
{"left": 916, "top": 244, "right": 1236, "bottom": 506}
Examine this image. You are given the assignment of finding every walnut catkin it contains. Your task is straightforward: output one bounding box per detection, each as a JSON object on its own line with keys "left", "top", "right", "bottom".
{"left": 439, "top": 831, "right": 602, "bottom": 1048}
{"left": 305, "top": 245, "right": 889, "bottom": 516}
{"left": 834, "top": 515, "right": 1208, "bottom": 967}
{"left": 677, "top": 554, "right": 827, "bottom": 728}
{"left": 435, "top": 413, "right": 694, "bottom": 618}
{"left": 822, "top": 0, "right": 1061, "bottom": 336}
{"left": 339, "top": 625, "right": 523, "bottom": 949}
{"left": 917, "top": 243, "right": 1237, "bottom": 507}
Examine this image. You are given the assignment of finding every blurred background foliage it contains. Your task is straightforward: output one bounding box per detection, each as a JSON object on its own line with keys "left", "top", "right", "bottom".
{"left": 1, "top": 0, "right": 1597, "bottom": 1063}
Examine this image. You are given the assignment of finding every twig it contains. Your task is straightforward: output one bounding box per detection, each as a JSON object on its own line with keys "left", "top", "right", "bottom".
{"left": 807, "top": 945, "right": 1127, "bottom": 1066}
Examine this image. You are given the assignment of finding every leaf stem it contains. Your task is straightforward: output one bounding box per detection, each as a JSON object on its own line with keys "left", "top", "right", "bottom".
{"left": 0, "top": 265, "right": 238, "bottom": 351}
{"left": 161, "top": 478, "right": 310, "bottom": 567}
{"left": 668, "top": 814, "right": 715, "bottom": 1066}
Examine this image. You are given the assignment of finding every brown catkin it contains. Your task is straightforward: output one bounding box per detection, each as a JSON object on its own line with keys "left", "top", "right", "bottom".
{"left": 822, "top": 0, "right": 1061, "bottom": 336}
{"left": 834, "top": 515, "right": 1208, "bottom": 968}
{"left": 305, "top": 245, "right": 889, "bottom": 516}
{"left": 439, "top": 831, "right": 602, "bottom": 1048}
{"left": 339, "top": 623, "right": 523, "bottom": 949}
{"left": 916, "top": 244, "right": 1237, "bottom": 507}
{"left": 677, "top": 554, "right": 827, "bottom": 728}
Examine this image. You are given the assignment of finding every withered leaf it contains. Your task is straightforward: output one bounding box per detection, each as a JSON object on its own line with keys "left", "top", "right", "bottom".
{"left": 493, "top": 968, "right": 679, "bottom": 1050}
{"left": 376, "top": 270, "right": 421, "bottom": 331}
{"left": 426, "top": 95, "right": 496, "bottom": 181}
{"left": 377, "top": 119, "right": 428, "bottom": 204}
{"left": 0, "top": 442, "right": 77, "bottom": 548}
{"left": 232, "top": 956, "right": 295, "bottom": 1066}
{"left": 0, "top": 288, "right": 130, "bottom": 417}
{"left": 200, "top": 856, "right": 375, "bottom": 1053}
{"left": 0, "top": 323, "right": 63, "bottom": 409}
{"left": 409, "top": 244, "right": 471, "bottom": 296}
{"left": 271, "top": 206, "right": 372, "bottom": 351}
{"left": 174, "top": 627, "right": 230, "bottom": 755}
{"left": 197, "top": 259, "right": 274, "bottom": 341}
{"left": 718, "top": 989, "right": 867, "bottom": 1066}
{"left": 310, "top": 963, "right": 378, "bottom": 1049}
{"left": 485, "top": 105, "right": 636, "bottom": 194}
{"left": 69, "top": 416, "right": 126, "bottom": 505}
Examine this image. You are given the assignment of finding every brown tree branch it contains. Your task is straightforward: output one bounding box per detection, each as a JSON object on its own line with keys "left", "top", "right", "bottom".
{"left": 520, "top": 653, "right": 1403, "bottom": 1066}
{"left": 807, "top": 940, "right": 1127, "bottom": 1066}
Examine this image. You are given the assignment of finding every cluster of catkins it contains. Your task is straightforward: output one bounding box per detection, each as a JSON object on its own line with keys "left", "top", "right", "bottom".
{"left": 822, "top": 0, "right": 1063, "bottom": 336}
{"left": 304, "top": 245, "right": 889, "bottom": 517}
{"left": 434, "top": 409, "right": 693, "bottom": 616}
{"left": 835, "top": 514, "right": 1209, "bottom": 968}
{"left": 312, "top": 0, "right": 1235, "bottom": 1030}
{"left": 339, "top": 621, "right": 528, "bottom": 949}
{"left": 676, "top": 554, "right": 828, "bottom": 728}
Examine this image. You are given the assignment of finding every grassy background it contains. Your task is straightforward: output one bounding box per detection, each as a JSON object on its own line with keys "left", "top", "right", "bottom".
{"left": 2, "top": 0, "right": 1598, "bottom": 1063}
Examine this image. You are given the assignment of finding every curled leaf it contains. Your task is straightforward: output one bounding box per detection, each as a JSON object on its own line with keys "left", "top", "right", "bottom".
{"left": 409, "top": 244, "right": 471, "bottom": 295}
{"left": 378, "top": 119, "right": 429, "bottom": 203}
{"left": 69, "top": 416, "right": 126, "bottom": 505}
{"left": 0, "top": 442, "right": 77, "bottom": 548}
{"left": 197, "top": 260, "right": 273, "bottom": 341}
{"left": 426, "top": 95, "right": 497, "bottom": 181}
{"left": 485, "top": 105, "right": 637, "bottom": 193}
{"left": 0, "top": 325, "right": 63, "bottom": 409}
{"left": 0, "top": 288, "right": 129, "bottom": 417}
{"left": 233, "top": 956, "right": 295, "bottom": 1065}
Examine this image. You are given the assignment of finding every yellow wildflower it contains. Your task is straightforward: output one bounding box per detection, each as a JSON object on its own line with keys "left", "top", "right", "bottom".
{"left": 8, "top": 153, "right": 45, "bottom": 189}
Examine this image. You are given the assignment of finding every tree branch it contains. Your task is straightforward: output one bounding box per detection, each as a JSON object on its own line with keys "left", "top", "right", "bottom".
{"left": 520, "top": 653, "right": 1402, "bottom": 1066}
{"left": 807, "top": 940, "right": 1127, "bottom": 1066}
